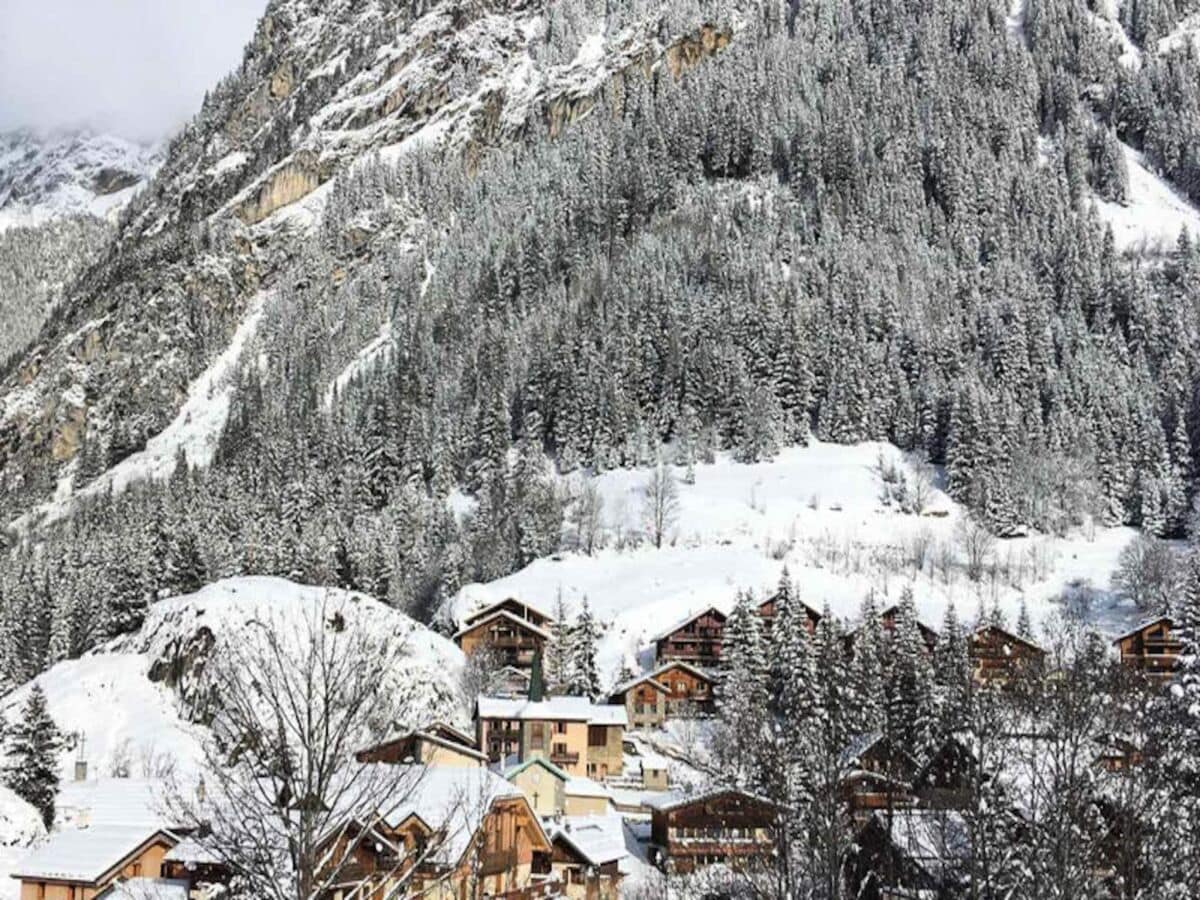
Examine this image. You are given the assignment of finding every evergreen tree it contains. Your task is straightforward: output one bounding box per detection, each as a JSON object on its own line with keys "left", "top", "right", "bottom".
{"left": 4, "top": 685, "right": 63, "bottom": 827}
{"left": 567, "top": 599, "right": 601, "bottom": 699}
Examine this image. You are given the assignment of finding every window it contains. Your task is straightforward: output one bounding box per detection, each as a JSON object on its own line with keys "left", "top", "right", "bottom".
{"left": 553, "top": 742, "right": 568, "bottom": 757}
{"left": 555, "top": 721, "right": 567, "bottom": 734}
{"left": 530, "top": 723, "right": 545, "bottom": 750}
{"left": 588, "top": 725, "right": 606, "bottom": 747}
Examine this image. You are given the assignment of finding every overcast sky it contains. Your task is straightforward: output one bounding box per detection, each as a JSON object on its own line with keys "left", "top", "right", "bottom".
{"left": 0, "top": 0, "right": 268, "bottom": 143}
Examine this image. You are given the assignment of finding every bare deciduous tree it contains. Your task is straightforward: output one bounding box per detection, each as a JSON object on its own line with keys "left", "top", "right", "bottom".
{"left": 642, "top": 462, "right": 680, "bottom": 549}
{"left": 569, "top": 480, "right": 605, "bottom": 555}
{"left": 1113, "top": 533, "right": 1179, "bottom": 613}
{"left": 956, "top": 516, "right": 996, "bottom": 582}
{"left": 167, "top": 595, "right": 429, "bottom": 900}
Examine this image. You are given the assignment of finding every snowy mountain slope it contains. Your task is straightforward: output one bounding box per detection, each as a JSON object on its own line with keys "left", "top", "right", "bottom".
{"left": 1095, "top": 142, "right": 1200, "bottom": 251}
{"left": 0, "top": 131, "right": 161, "bottom": 232}
{"left": 0, "top": 577, "right": 466, "bottom": 790}
{"left": 0, "top": 0, "right": 741, "bottom": 528}
{"left": 450, "top": 442, "right": 1141, "bottom": 686}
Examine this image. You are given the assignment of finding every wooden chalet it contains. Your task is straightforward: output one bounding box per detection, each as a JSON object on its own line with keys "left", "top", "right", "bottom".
{"left": 159, "top": 837, "right": 230, "bottom": 894}
{"left": 839, "top": 733, "right": 919, "bottom": 818}
{"left": 455, "top": 610, "right": 553, "bottom": 670}
{"left": 316, "top": 767, "right": 557, "bottom": 900}
{"left": 608, "top": 660, "right": 717, "bottom": 726}
{"left": 969, "top": 625, "right": 1045, "bottom": 685}
{"left": 848, "top": 810, "right": 970, "bottom": 900}
{"left": 488, "top": 665, "right": 534, "bottom": 699}
{"left": 652, "top": 607, "right": 727, "bottom": 667}
{"left": 756, "top": 592, "right": 822, "bottom": 636}
{"left": 647, "top": 789, "right": 781, "bottom": 875}
{"left": 12, "top": 826, "right": 180, "bottom": 900}
{"left": 1113, "top": 616, "right": 1182, "bottom": 682}
{"left": 355, "top": 723, "right": 487, "bottom": 768}
{"left": 844, "top": 605, "right": 939, "bottom": 656}
{"left": 541, "top": 816, "right": 627, "bottom": 900}
{"left": 462, "top": 598, "right": 555, "bottom": 632}
{"left": 1093, "top": 735, "right": 1145, "bottom": 773}
{"left": 913, "top": 736, "right": 977, "bottom": 811}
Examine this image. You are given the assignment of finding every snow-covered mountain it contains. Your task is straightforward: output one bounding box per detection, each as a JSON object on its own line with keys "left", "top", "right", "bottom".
{"left": 0, "top": 577, "right": 466, "bottom": 787}
{"left": 0, "top": 131, "right": 161, "bottom": 232}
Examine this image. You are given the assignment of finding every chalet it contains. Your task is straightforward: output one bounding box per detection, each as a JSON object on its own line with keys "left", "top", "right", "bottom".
{"left": 316, "top": 765, "right": 554, "bottom": 900}
{"left": 454, "top": 611, "right": 553, "bottom": 670}
{"left": 848, "top": 809, "right": 970, "bottom": 900}
{"left": 1093, "top": 735, "right": 1144, "bottom": 773}
{"left": 542, "top": 816, "right": 627, "bottom": 900}
{"left": 489, "top": 666, "right": 534, "bottom": 699}
{"left": 476, "top": 697, "right": 627, "bottom": 779}
{"left": 839, "top": 733, "right": 918, "bottom": 817}
{"left": 607, "top": 673, "right": 669, "bottom": 729}
{"left": 1113, "top": 616, "right": 1182, "bottom": 682}
{"left": 646, "top": 789, "right": 781, "bottom": 875}
{"left": 970, "top": 625, "right": 1046, "bottom": 685}
{"left": 844, "top": 605, "right": 939, "bottom": 656}
{"left": 913, "top": 736, "right": 977, "bottom": 811}
{"left": 652, "top": 607, "right": 727, "bottom": 668}
{"left": 756, "top": 593, "right": 822, "bottom": 636}
{"left": 95, "top": 879, "right": 190, "bottom": 900}
{"left": 355, "top": 724, "right": 487, "bottom": 768}
{"left": 462, "top": 598, "right": 555, "bottom": 632}
{"left": 12, "top": 825, "right": 179, "bottom": 900}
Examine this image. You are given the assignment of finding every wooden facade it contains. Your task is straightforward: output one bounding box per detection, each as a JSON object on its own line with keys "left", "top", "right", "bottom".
{"left": 969, "top": 625, "right": 1046, "bottom": 685}
{"left": 608, "top": 677, "right": 669, "bottom": 729}
{"left": 839, "top": 734, "right": 919, "bottom": 817}
{"left": 455, "top": 611, "right": 552, "bottom": 669}
{"left": 1113, "top": 616, "right": 1182, "bottom": 682}
{"left": 355, "top": 728, "right": 487, "bottom": 768}
{"left": 757, "top": 594, "right": 822, "bottom": 636}
{"left": 649, "top": 790, "right": 779, "bottom": 875}
{"left": 913, "top": 737, "right": 977, "bottom": 810}
{"left": 653, "top": 608, "right": 727, "bottom": 667}
{"left": 845, "top": 605, "right": 939, "bottom": 656}
{"left": 609, "top": 660, "right": 717, "bottom": 725}
{"left": 15, "top": 830, "right": 178, "bottom": 900}
{"left": 318, "top": 795, "right": 554, "bottom": 900}
{"left": 847, "top": 810, "right": 969, "bottom": 900}
{"left": 462, "top": 598, "right": 555, "bottom": 632}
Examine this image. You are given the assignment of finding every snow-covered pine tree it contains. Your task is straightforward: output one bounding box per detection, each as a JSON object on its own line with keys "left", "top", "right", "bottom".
{"left": 887, "top": 587, "right": 936, "bottom": 758}
{"left": 4, "top": 685, "right": 63, "bottom": 827}
{"left": 567, "top": 598, "right": 601, "bottom": 699}
{"left": 933, "top": 599, "right": 971, "bottom": 737}
{"left": 848, "top": 592, "right": 886, "bottom": 734}
{"left": 717, "top": 589, "right": 769, "bottom": 787}
{"left": 544, "top": 591, "right": 573, "bottom": 694}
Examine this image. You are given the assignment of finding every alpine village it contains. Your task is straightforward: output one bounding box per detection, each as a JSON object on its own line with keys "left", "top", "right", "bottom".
{"left": 6, "top": 0, "right": 1200, "bottom": 898}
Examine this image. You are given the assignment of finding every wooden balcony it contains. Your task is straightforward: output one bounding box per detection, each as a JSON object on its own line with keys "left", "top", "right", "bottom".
{"left": 551, "top": 750, "right": 580, "bottom": 766}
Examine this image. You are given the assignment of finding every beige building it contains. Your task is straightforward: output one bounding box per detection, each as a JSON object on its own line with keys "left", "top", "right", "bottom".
{"left": 13, "top": 826, "right": 178, "bottom": 900}
{"left": 476, "top": 696, "right": 628, "bottom": 780}
{"left": 546, "top": 816, "right": 627, "bottom": 900}
{"left": 505, "top": 758, "right": 568, "bottom": 818}
{"left": 355, "top": 724, "right": 486, "bottom": 768}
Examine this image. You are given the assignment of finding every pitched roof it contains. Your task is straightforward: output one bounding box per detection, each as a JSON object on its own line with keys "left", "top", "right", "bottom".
{"left": 610, "top": 659, "right": 715, "bottom": 696}
{"left": 476, "top": 696, "right": 628, "bottom": 726}
{"left": 379, "top": 766, "right": 548, "bottom": 867}
{"left": 1112, "top": 615, "right": 1175, "bottom": 644}
{"left": 453, "top": 609, "right": 553, "bottom": 641}
{"left": 461, "top": 597, "right": 553, "bottom": 627}
{"left": 650, "top": 606, "right": 728, "bottom": 643}
{"left": 973, "top": 624, "right": 1045, "bottom": 654}
{"left": 13, "top": 826, "right": 177, "bottom": 885}
{"left": 504, "top": 757, "right": 569, "bottom": 782}
{"left": 161, "top": 837, "right": 223, "bottom": 866}
{"left": 564, "top": 777, "right": 611, "bottom": 799}
{"left": 643, "top": 787, "right": 781, "bottom": 813}
{"left": 548, "top": 815, "right": 628, "bottom": 866}
{"left": 57, "top": 779, "right": 170, "bottom": 830}
{"left": 356, "top": 730, "right": 487, "bottom": 763}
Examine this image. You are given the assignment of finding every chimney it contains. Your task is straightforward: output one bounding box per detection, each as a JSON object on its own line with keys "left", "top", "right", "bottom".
{"left": 74, "top": 759, "right": 88, "bottom": 782}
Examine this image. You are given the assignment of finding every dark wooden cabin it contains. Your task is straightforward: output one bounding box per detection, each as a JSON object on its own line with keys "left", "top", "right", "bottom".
{"left": 653, "top": 607, "right": 728, "bottom": 667}
{"left": 648, "top": 789, "right": 780, "bottom": 875}
{"left": 969, "top": 625, "right": 1045, "bottom": 685}
{"left": 1113, "top": 616, "right": 1182, "bottom": 682}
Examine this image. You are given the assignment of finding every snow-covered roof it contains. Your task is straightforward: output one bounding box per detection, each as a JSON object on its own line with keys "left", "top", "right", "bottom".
{"left": 649, "top": 606, "right": 727, "bottom": 643}
{"left": 972, "top": 624, "right": 1045, "bottom": 654}
{"left": 548, "top": 815, "right": 628, "bottom": 866}
{"left": 876, "top": 809, "right": 970, "bottom": 881}
{"left": 839, "top": 731, "right": 885, "bottom": 768}
{"left": 1112, "top": 615, "right": 1174, "bottom": 643}
{"left": 453, "top": 609, "right": 552, "bottom": 641}
{"left": 379, "top": 766, "right": 547, "bottom": 867}
{"left": 356, "top": 729, "right": 487, "bottom": 763}
{"left": 643, "top": 787, "right": 779, "bottom": 813}
{"left": 95, "top": 878, "right": 190, "bottom": 900}
{"left": 462, "top": 597, "right": 553, "bottom": 627}
{"left": 161, "top": 837, "right": 223, "bottom": 866}
{"left": 565, "top": 777, "right": 611, "bottom": 799}
{"left": 12, "top": 826, "right": 176, "bottom": 884}
{"left": 504, "top": 757, "right": 569, "bottom": 782}
{"left": 57, "top": 779, "right": 172, "bottom": 830}
{"left": 638, "top": 751, "right": 670, "bottom": 771}
{"left": 476, "top": 696, "right": 627, "bottom": 726}
{"left": 610, "top": 659, "right": 717, "bottom": 696}
{"left": 609, "top": 673, "right": 669, "bottom": 696}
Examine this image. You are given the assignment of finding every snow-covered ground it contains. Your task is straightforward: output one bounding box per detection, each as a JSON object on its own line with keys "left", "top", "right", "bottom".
{"left": 1095, "top": 143, "right": 1200, "bottom": 251}
{"left": 452, "top": 442, "right": 1142, "bottom": 687}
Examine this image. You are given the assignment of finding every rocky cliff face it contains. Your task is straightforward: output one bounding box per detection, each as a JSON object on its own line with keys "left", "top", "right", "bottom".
{"left": 0, "top": 0, "right": 738, "bottom": 528}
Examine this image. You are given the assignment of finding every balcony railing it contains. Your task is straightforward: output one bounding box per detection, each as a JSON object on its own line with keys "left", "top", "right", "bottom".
{"left": 551, "top": 751, "right": 580, "bottom": 766}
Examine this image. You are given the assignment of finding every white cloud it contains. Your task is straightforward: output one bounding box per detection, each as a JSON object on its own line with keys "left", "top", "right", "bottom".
{"left": 0, "top": 0, "right": 268, "bottom": 142}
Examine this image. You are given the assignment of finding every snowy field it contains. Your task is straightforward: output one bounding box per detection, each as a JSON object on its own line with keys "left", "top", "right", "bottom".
{"left": 1095, "top": 143, "right": 1200, "bottom": 252}
{"left": 452, "top": 442, "right": 1143, "bottom": 686}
